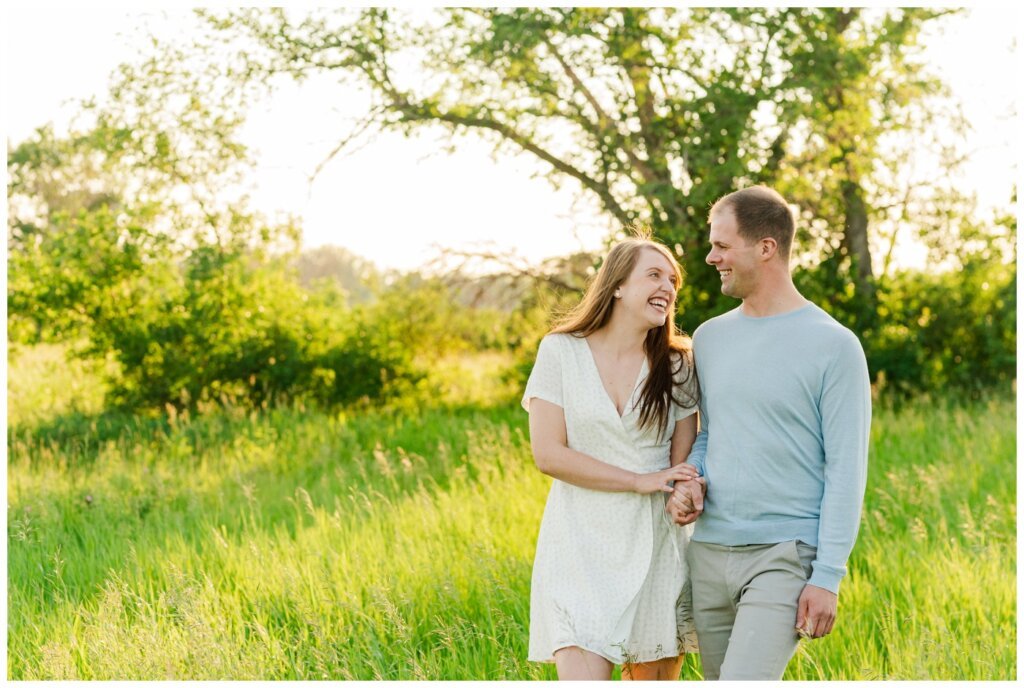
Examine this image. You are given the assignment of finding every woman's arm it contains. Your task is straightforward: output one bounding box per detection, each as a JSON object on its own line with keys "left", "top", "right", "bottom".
{"left": 528, "top": 398, "right": 698, "bottom": 494}
{"left": 669, "top": 413, "right": 698, "bottom": 467}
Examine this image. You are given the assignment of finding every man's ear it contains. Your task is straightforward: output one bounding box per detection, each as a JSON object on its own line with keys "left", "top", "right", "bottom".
{"left": 759, "top": 237, "right": 778, "bottom": 261}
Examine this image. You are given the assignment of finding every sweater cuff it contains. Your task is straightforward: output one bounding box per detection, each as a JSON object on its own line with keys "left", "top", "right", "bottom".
{"left": 807, "top": 562, "right": 845, "bottom": 595}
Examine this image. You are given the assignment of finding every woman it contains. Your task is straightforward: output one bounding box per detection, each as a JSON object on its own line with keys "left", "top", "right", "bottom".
{"left": 522, "top": 235, "right": 701, "bottom": 680}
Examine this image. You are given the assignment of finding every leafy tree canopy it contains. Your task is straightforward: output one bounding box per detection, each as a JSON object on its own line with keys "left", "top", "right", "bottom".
{"left": 186, "top": 7, "right": 987, "bottom": 330}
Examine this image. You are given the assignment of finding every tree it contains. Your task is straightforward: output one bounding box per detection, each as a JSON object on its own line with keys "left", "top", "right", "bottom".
{"left": 189, "top": 7, "right": 956, "bottom": 330}
{"left": 771, "top": 8, "right": 962, "bottom": 325}
{"left": 6, "top": 115, "right": 422, "bottom": 410}
{"left": 7, "top": 34, "right": 273, "bottom": 342}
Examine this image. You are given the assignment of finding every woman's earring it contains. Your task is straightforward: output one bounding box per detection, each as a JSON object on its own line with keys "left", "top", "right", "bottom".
{"left": 614, "top": 290, "right": 622, "bottom": 299}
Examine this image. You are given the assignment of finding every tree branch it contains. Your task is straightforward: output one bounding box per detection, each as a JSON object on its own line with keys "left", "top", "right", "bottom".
{"left": 543, "top": 38, "right": 612, "bottom": 132}
{"left": 389, "top": 95, "right": 634, "bottom": 227}
{"left": 543, "top": 37, "right": 660, "bottom": 189}
{"left": 308, "top": 106, "right": 386, "bottom": 185}
{"left": 427, "top": 246, "right": 593, "bottom": 296}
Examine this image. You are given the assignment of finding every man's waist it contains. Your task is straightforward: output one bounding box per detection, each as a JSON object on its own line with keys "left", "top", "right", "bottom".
{"left": 691, "top": 515, "right": 820, "bottom": 547}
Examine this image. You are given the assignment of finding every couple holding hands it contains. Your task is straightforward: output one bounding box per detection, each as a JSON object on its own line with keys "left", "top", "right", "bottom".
{"left": 522, "top": 186, "right": 871, "bottom": 680}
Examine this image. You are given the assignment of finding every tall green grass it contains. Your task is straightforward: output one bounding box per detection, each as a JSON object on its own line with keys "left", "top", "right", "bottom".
{"left": 7, "top": 346, "right": 1016, "bottom": 679}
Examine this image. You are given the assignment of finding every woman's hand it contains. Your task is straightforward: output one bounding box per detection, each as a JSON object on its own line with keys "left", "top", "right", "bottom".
{"left": 632, "top": 463, "right": 700, "bottom": 495}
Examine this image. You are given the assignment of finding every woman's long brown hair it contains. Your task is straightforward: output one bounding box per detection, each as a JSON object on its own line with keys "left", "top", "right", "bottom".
{"left": 550, "top": 233, "right": 697, "bottom": 435}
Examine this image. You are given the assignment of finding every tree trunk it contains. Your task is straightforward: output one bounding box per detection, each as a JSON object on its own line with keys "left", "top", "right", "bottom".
{"left": 841, "top": 180, "right": 876, "bottom": 306}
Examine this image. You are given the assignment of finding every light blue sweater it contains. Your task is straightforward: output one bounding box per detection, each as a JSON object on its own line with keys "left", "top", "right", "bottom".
{"left": 685, "top": 303, "right": 871, "bottom": 594}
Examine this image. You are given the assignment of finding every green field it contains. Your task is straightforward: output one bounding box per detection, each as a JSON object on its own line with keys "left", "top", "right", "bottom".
{"left": 7, "top": 345, "right": 1017, "bottom": 680}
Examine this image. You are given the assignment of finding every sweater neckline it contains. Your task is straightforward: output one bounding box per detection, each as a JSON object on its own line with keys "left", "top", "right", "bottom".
{"left": 735, "top": 302, "right": 815, "bottom": 321}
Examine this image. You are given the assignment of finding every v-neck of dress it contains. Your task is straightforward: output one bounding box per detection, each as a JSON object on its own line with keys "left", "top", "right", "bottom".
{"left": 580, "top": 336, "right": 648, "bottom": 419}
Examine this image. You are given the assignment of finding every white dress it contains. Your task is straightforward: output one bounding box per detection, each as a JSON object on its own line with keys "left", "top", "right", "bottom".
{"left": 521, "top": 333, "right": 700, "bottom": 664}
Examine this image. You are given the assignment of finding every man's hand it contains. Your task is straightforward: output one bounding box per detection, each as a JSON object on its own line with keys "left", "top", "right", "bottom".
{"left": 795, "top": 584, "right": 837, "bottom": 639}
{"left": 665, "top": 495, "right": 693, "bottom": 525}
{"left": 666, "top": 477, "right": 704, "bottom": 525}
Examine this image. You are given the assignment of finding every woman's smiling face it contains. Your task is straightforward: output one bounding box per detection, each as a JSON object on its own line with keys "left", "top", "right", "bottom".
{"left": 616, "top": 247, "right": 679, "bottom": 328}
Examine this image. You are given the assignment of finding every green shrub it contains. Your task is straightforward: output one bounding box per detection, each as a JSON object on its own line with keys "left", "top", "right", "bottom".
{"left": 99, "top": 249, "right": 422, "bottom": 411}
{"left": 9, "top": 205, "right": 422, "bottom": 412}
{"left": 868, "top": 257, "right": 1015, "bottom": 396}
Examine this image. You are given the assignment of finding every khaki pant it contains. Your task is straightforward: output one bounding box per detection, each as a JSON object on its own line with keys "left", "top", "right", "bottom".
{"left": 686, "top": 540, "right": 816, "bottom": 680}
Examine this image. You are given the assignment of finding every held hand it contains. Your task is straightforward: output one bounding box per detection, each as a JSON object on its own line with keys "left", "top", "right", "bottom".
{"left": 666, "top": 493, "right": 698, "bottom": 525}
{"left": 666, "top": 478, "right": 705, "bottom": 525}
{"left": 665, "top": 489, "right": 685, "bottom": 521}
{"left": 795, "top": 584, "right": 838, "bottom": 639}
{"left": 632, "top": 464, "right": 699, "bottom": 495}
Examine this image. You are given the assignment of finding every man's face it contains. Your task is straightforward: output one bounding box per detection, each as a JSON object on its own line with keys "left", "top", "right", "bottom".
{"left": 706, "top": 208, "right": 760, "bottom": 299}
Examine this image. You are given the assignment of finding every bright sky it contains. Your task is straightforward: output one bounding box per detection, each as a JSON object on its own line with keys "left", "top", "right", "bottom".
{"left": 3, "top": 6, "right": 1019, "bottom": 272}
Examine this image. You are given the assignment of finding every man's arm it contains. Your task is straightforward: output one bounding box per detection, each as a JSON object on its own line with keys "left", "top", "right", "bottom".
{"left": 809, "top": 333, "right": 871, "bottom": 592}
{"left": 798, "top": 332, "right": 871, "bottom": 637}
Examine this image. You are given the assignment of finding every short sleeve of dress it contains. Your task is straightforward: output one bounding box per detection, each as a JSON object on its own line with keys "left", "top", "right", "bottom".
{"left": 521, "top": 335, "right": 564, "bottom": 412}
{"left": 671, "top": 351, "right": 699, "bottom": 424}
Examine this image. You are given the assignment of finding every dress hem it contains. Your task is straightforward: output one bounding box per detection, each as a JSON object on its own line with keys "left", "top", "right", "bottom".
{"left": 529, "top": 642, "right": 621, "bottom": 665}
{"left": 529, "top": 633, "right": 700, "bottom": 665}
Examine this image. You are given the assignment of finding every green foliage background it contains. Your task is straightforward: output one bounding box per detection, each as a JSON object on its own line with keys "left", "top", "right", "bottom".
{"left": 7, "top": 7, "right": 1016, "bottom": 409}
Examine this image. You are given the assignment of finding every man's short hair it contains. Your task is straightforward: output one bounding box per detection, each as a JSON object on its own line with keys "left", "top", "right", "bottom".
{"left": 710, "top": 186, "right": 795, "bottom": 260}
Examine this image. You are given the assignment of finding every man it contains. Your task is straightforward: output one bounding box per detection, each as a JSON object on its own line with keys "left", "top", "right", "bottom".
{"left": 668, "top": 186, "right": 871, "bottom": 680}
